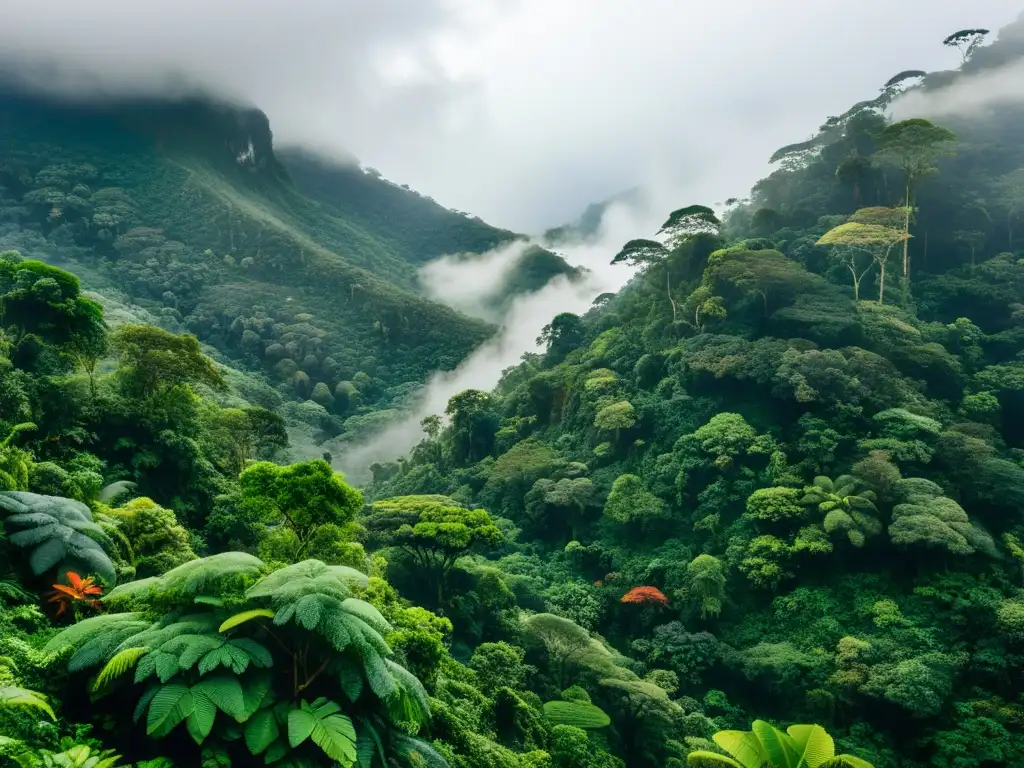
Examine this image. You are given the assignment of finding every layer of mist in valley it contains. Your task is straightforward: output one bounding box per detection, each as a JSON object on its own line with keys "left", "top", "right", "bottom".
{"left": 328, "top": 194, "right": 669, "bottom": 481}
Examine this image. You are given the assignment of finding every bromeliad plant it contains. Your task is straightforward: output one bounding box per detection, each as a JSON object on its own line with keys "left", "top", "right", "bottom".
{"left": 44, "top": 553, "right": 441, "bottom": 768}
{"left": 47, "top": 571, "right": 103, "bottom": 619}
{"left": 687, "top": 720, "right": 873, "bottom": 767}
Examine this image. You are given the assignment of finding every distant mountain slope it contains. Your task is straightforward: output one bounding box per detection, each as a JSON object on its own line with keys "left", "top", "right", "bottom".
{"left": 0, "top": 91, "right": 514, "bottom": 435}
{"left": 278, "top": 147, "right": 581, "bottom": 298}
{"left": 542, "top": 187, "right": 647, "bottom": 245}
{"left": 278, "top": 147, "right": 517, "bottom": 267}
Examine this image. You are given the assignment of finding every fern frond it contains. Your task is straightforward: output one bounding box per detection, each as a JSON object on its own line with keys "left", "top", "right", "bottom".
{"left": 103, "top": 577, "right": 160, "bottom": 606}
{"left": 385, "top": 659, "right": 431, "bottom": 724}
{"left": 229, "top": 638, "right": 273, "bottom": 669}
{"left": 147, "top": 683, "right": 195, "bottom": 737}
{"left": 156, "top": 552, "right": 263, "bottom": 597}
{"left": 163, "top": 635, "right": 225, "bottom": 673}
{"left": 68, "top": 619, "right": 154, "bottom": 672}
{"left": 332, "top": 657, "right": 365, "bottom": 703}
{"left": 45, "top": 612, "right": 147, "bottom": 655}
{"left": 115, "top": 614, "right": 220, "bottom": 656}
{"left": 1, "top": 492, "right": 117, "bottom": 584}
{"left": 391, "top": 733, "right": 450, "bottom": 768}
{"left": 246, "top": 560, "right": 366, "bottom": 604}
{"left": 93, "top": 647, "right": 148, "bottom": 691}
{"left": 360, "top": 647, "right": 397, "bottom": 701}
{"left": 340, "top": 598, "right": 391, "bottom": 635}
{"left": 0, "top": 685, "right": 55, "bottom": 719}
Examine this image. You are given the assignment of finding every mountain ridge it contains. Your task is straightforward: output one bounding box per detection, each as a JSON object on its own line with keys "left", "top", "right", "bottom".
{"left": 0, "top": 86, "right": 578, "bottom": 447}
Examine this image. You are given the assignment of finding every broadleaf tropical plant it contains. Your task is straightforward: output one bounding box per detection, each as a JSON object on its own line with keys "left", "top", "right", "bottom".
{"left": 0, "top": 492, "right": 117, "bottom": 584}
{"left": 44, "top": 554, "right": 436, "bottom": 767}
{"left": 686, "top": 720, "right": 874, "bottom": 767}
{"left": 801, "top": 476, "right": 881, "bottom": 547}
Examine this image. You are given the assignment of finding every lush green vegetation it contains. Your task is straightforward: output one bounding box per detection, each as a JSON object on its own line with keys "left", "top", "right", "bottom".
{"left": 4, "top": 16, "right": 1024, "bottom": 768}
{"left": 0, "top": 92, "right": 575, "bottom": 450}
{"left": 363, "top": 19, "right": 1024, "bottom": 768}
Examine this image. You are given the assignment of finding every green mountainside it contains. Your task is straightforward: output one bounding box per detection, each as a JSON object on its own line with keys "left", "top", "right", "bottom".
{"left": 0, "top": 92, "right": 574, "bottom": 444}
{"left": 364, "top": 15, "right": 1024, "bottom": 768}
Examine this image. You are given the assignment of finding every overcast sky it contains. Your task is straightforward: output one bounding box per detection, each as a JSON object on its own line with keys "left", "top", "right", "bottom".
{"left": 0, "top": 1, "right": 1019, "bottom": 232}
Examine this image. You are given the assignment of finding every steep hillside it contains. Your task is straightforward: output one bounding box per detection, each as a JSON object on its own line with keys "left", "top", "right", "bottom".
{"left": 365, "top": 17, "right": 1024, "bottom": 768}
{"left": 0, "top": 90, "right": 572, "bottom": 441}
{"left": 281, "top": 147, "right": 582, "bottom": 307}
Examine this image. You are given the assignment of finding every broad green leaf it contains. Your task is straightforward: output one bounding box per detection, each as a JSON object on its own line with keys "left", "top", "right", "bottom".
{"left": 310, "top": 712, "right": 357, "bottom": 764}
{"left": 134, "top": 686, "right": 159, "bottom": 724}
{"left": 264, "top": 739, "right": 291, "bottom": 764}
{"left": 219, "top": 609, "right": 275, "bottom": 633}
{"left": 787, "top": 724, "right": 835, "bottom": 767}
{"left": 753, "top": 720, "right": 800, "bottom": 768}
{"left": 194, "top": 676, "right": 246, "bottom": 721}
{"left": 147, "top": 683, "right": 194, "bottom": 737}
{"left": 0, "top": 686, "right": 55, "bottom": 719}
{"left": 187, "top": 689, "right": 217, "bottom": 743}
{"left": 240, "top": 673, "right": 274, "bottom": 721}
{"left": 356, "top": 733, "right": 376, "bottom": 768}
{"left": 712, "top": 730, "right": 765, "bottom": 768}
{"left": 246, "top": 709, "right": 281, "bottom": 755}
{"left": 287, "top": 699, "right": 357, "bottom": 765}
{"left": 288, "top": 706, "right": 317, "bottom": 748}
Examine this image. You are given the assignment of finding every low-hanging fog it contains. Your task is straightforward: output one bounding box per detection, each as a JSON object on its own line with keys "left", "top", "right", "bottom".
{"left": 416, "top": 239, "right": 539, "bottom": 322}
{"left": 893, "top": 57, "right": 1024, "bottom": 119}
{"left": 329, "top": 190, "right": 675, "bottom": 480}
{"left": 0, "top": 1, "right": 1017, "bottom": 232}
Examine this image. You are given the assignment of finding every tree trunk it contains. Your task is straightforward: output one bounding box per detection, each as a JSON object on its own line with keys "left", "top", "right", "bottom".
{"left": 878, "top": 262, "right": 886, "bottom": 305}
{"left": 848, "top": 266, "right": 859, "bottom": 301}
{"left": 665, "top": 268, "right": 677, "bottom": 323}
{"left": 902, "top": 184, "right": 911, "bottom": 279}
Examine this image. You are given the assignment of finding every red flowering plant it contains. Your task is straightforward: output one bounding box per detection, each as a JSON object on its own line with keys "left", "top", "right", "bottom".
{"left": 620, "top": 586, "right": 669, "bottom": 606}
{"left": 47, "top": 571, "right": 103, "bottom": 619}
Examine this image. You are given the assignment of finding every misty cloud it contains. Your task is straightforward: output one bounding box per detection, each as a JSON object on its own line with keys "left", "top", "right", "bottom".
{"left": 329, "top": 193, "right": 663, "bottom": 480}
{"left": 417, "top": 239, "right": 536, "bottom": 321}
{"left": 893, "top": 58, "right": 1024, "bottom": 119}
{"left": 0, "top": 1, "right": 1019, "bottom": 230}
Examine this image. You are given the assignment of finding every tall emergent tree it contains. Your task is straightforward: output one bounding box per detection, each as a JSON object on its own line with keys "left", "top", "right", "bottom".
{"left": 942, "top": 28, "right": 989, "bottom": 64}
{"left": 817, "top": 208, "right": 910, "bottom": 303}
{"left": 364, "top": 495, "right": 504, "bottom": 605}
{"left": 611, "top": 205, "right": 721, "bottom": 323}
{"left": 874, "top": 119, "right": 956, "bottom": 284}
{"left": 612, "top": 239, "right": 675, "bottom": 320}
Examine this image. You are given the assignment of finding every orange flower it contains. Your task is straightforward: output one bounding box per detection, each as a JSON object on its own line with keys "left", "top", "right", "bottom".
{"left": 48, "top": 571, "right": 103, "bottom": 617}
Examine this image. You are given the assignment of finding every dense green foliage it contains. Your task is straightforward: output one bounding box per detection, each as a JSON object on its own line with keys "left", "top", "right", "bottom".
{"left": 4, "top": 14, "right": 1024, "bottom": 768}
{"left": 0, "top": 92, "right": 574, "bottom": 454}
{"left": 364, "top": 17, "right": 1024, "bottom": 768}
